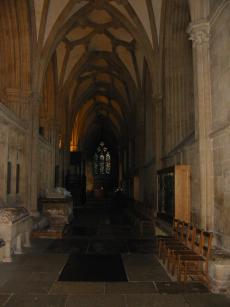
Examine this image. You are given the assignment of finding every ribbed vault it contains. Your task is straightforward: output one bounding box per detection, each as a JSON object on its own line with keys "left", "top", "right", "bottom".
{"left": 33, "top": 0, "right": 160, "bottom": 156}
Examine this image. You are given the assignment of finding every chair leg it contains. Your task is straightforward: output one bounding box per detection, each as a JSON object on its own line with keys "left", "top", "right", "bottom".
{"left": 177, "top": 261, "right": 181, "bottom": 282}
{"left": 204, "top": 273, "right": 210, "bottom": 289}
{"left": 171, "top": 254, "right": 176, "bottom": 276}
{"left": 184, "top": 262, "right": 188, "bottom": 283}
{"left": 158, "top": 241, "right": 162, "bottom": 258}
{"left": 167, "top": 250, "right": 171, "bottom": 270}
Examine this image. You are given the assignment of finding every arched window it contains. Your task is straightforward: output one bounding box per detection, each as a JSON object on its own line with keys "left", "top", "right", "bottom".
{"left": 94, "top": 142, "right": 111, "bottom": 175}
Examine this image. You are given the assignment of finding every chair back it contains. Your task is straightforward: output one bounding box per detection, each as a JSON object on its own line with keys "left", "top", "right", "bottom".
{"left": 193, "top": 228, "right": 203, "bottom": 254}
{"left": 185, "top": 224, "right": 196, "bottom": 249}
{"left": 176, "top": 220, "right": 184, "bottom": 241}
{"left": 201, "top": 231, "right": 213, "bottom": 274}
{"left": 181, "top": 222, "right": 189, "bottom": 243}
{"left": 171, "top": 218, "right": 179, "bottom": 237}
{"left": 201, "top": 231, "right": 213, "bottom": 259}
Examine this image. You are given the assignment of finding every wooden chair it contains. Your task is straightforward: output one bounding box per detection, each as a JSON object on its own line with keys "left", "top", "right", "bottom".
{"left": 167, "top": 225, "right": 198, "bottom": 275}
{"left": 158, "top": 219, "right": 182, "bottom": 259}
{"left": 163, "top": 222, "right": 192, "bottom": 268}
{"left": 160, "top": 220, "right": 185, "bottom": 263}
{"left": 157, "top": 219, "right": 179, "bottom": 254}
{"left": 177, "top": 231, "right": 213, "bottom": 285}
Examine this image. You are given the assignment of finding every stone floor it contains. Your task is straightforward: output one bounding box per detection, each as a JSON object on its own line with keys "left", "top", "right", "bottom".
{"left": 0, "top": 202, "right": 229, "bottom": 306}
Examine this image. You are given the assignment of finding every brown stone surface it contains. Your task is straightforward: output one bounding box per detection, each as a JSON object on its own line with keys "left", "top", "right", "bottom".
{"left": 184, "top": 293, "right": 230, "bottom": 307}
{"left": 155, "top": 282, "right": 209, "bottom": 294}
{"left": 66, "top": 295, "right": 126, "bottom": 307}
{"left": 4, "top": 294, "right": 67, "bottom": 307}
{"left": 0, "top": 280, "right": 53, "bottom": 295}
{"left": 105, "top": 282, "right": 156, "bottom": 294}
{"left": 50, "top": 282, "right": 105, "bottom": 295}
{"left": 0, "top": 294, "right": 11, "bottom": 306}
{"left": 125, "top": 294, "right": 188, "bottom": 307}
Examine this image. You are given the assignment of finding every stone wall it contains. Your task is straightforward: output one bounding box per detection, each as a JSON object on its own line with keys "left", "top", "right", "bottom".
{"left": 159, "top": 0, "right": 201, "bottom": 223}
{"left": 38, "top": 137, "right": 55, "bottom": 198}
{"left": 0, "top": 103, "right": 27, "bottom": 207}
{"left": 162, "top": 0, "right": 194, "bottom": 155}
{"left": 210, "top": 4, "right": 230, "bottom": 250}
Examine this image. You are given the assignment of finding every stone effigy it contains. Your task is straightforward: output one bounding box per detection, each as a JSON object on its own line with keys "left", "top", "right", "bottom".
{"left": 0, "top": 207, "right": 32, "bottom": 262}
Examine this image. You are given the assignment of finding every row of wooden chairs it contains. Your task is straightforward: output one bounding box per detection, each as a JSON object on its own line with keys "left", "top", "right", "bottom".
{"left": 157, "top": 219, "right": 213, "bottom": 285}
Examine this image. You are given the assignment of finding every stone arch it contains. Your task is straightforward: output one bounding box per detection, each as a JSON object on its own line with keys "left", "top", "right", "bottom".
{"left": 0, "top": 0, "right": 32, "bottom": 118}
{"left": 35, "top": 1, "right": 159, "bottom": 95}
{"left": 39, "top": 55, "right": 57, "bottom": 141}
{"left": 66, "top": 53, "right": 137, "bottom": 126}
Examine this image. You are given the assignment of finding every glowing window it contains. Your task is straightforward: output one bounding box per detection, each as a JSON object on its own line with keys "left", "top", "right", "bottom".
{"left": 94, "top": 142, "right": 111, "bottom": 175}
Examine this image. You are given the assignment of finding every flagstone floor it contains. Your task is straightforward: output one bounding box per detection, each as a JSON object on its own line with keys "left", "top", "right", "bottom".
{"left": 0, "top": 202, "right": 229, "bottom": 306}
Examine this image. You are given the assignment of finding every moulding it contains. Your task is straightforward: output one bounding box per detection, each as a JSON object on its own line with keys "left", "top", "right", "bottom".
{"left": 209, "top": 122, "right": 230, "bottom": 139}
{"left": 209, "top": 0, "right": 230, "bottom": 27}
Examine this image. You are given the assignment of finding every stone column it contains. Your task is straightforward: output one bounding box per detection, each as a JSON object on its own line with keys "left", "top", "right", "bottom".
{"left": 187, "top": 21, "right": 214, "bottom": 230}
{"left": 152, "top": 95, "right": 162, "bottom": 212}
{"left": 47, "top": 118, "right": 56, "bottom": 190}
{"left": 135, "top": 119, "right": 145, "bottom": 168}
{"left": 153, "top": 95, "right": 163, "bottom": 170}
{"left": 0, "top": 122, "right": 8, "bottom": 205}
{"left": 27, "top": 93, "right": 42, "bottom": 216}
{"left": 118, "top": 146, "right": 123, "bottom": 186}
{"left": 62, "top": 133, "right": 70, "bottom": 186}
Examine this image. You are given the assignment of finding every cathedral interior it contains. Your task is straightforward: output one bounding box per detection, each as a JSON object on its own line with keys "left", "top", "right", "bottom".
{"left": 0, "top": 0, "right": 230, "bottom": 305}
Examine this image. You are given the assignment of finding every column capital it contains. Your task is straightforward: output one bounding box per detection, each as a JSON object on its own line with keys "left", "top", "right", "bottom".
{"left": 187, "top": 21, "right": 210, "bottom": 47}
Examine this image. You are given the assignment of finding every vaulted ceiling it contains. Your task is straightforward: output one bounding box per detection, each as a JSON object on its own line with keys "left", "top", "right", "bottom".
{"left": 34, "top": 0, "right": 162, "bottom": 153}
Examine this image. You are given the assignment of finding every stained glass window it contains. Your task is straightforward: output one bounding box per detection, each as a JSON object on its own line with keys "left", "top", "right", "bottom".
{"left": 105, "top": 152, "right": 111, "bottom": 174}
{"left": 94, "top": 142, "right": 111, "bottom": 175}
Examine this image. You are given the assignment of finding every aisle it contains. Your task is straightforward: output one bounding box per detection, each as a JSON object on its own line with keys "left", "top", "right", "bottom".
{"left": 0, "top": 201, "right": 229, "bottom": 306}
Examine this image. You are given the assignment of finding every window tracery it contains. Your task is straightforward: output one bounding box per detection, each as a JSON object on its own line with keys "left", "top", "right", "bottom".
{"left": 94, "top": 141, "right": 111, "bottom": 175}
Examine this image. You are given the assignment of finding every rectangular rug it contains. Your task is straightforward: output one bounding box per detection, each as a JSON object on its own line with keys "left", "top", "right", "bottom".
{"left": 58, "top": 254, "right": 128, "bottom": 282}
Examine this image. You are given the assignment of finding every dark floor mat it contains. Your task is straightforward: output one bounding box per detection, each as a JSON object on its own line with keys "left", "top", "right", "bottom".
{"left": 88, "top": 240, "right": 129, "bottom": 254}
{"left": 59, "top": 254, "right": 128, "bottom": 281}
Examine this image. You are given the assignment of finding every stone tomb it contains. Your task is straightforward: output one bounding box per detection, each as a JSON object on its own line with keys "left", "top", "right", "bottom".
{"left": 41, "top": 197, "right": 73, "bottom": 228}
{"left": 0, "top": 207, "right": 32, "bottom": 262}
{"left": 32, "top": 188, "right": 74, "bottom": 239}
